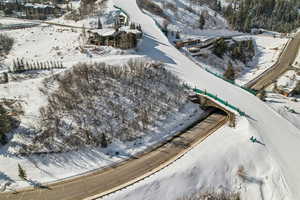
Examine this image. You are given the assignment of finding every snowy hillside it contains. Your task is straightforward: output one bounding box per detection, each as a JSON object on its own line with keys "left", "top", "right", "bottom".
{"left": 0, "top": 0, "right": 299, "bottom": 199}
{"left": 0, "top": 0, "right": 207, "bottom": 190}
{"left": 13, "top": 60, "right": 194, "bottom": 154}
{"left": 104, "top": 0, "right": 300, "bottom": 199}
{"left": 137, "top": 0, "right": 235, "bottom": 40}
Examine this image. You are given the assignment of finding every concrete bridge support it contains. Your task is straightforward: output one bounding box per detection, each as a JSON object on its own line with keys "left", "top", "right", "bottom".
{"left": 189, "top": 94, "right": 236, "bottom": 127}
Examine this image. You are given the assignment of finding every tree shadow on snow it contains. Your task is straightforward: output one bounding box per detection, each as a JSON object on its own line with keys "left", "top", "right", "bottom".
{"left": 0, "top": 171, "right": 15, "bottom": 183}
{"left": 240, "top": 174, "right": 265, "bottom": 200}
{"left": 26, "top": 179, "right": 51, "bottom": 190}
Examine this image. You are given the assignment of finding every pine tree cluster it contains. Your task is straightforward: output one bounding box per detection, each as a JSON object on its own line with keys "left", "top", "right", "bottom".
{"left": 224, "top": 0, "right": 300, "bottom": 33}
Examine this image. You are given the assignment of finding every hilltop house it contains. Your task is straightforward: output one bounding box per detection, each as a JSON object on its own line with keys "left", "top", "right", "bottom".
{"left": 87, "top": 28, "right": 142, "bottom": 49}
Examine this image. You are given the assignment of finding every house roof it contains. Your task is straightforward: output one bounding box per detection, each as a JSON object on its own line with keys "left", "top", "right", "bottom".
{"left": 24, "top": 3, "right": 55, "bottom": 9}
{"left": 88, "top": 29, "right": 116, "bottom": 37}
{"left": 88, "top": 27, "right": 141, "bottom": 37}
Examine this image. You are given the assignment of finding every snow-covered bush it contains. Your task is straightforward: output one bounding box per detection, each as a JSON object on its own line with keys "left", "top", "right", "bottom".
{"left": 178, "top": 190, "right": 240, "bottom": 200}
{"left": 0, "top": 34, "right": 14, "bottom": 55}
{"left": 21, "top": 59, "right": 189, "bottom": 154}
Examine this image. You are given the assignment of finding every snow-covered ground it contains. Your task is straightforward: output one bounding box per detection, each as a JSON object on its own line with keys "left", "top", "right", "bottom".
{"left": 0, "top": 0, "right": 299, "bottom": 199}
{"left": 276, "top": 70, "right": 300, "bottom": 94}
{"left": 267, "top": 93, "right": 300, "bottom": 130}
{"left": 103, "top": 117, "right": 290, "bottom": 200}
{"left": 0, "top": 24, "right": 135, "bottom": 73}
{"left": 106, "top": 0, "right": 300, "bottom": 199}
{"left": 0, "top": 18, "right": 33, "bottom": 25}
{"left": 139, "top": 0, "right": 241, "bottom": 40}
{"left": 236, "top": 35, "right": 288, "bottom": 86}
{"left": 0, "top": 0, "right": 206, "bottom": 190}
{"left": 0, "top": 101, "right": 204, "bottom": 190}
{"left": 47, "top": 0, "right": 118, "bottom": 28}
{"left": 138, "top": 0, "right": 289, "bottom": 87}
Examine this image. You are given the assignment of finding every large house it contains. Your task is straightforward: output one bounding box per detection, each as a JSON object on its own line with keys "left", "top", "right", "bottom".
{"left": 24, "top": 3, "right": 62, "bottom": 20}
{"left": 0, "top": 0, "right": 64, "bottom": 19}
{"left": 87, "top": 28, "right": 142, "bottom": 49}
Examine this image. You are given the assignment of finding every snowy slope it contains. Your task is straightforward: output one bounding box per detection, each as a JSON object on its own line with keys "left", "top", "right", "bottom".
{"left": 113, "top": 0, "right": 300, "bottom": 199}
{"left": 103, "top": 118, "right": 290, "bottom": 200}
{"left": 138, "top": 0, "right": 239, "bottom": 40}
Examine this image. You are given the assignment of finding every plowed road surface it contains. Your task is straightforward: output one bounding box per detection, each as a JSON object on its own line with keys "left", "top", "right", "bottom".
{"left": 0, "top": 112, "right": 227, "bottom": 200}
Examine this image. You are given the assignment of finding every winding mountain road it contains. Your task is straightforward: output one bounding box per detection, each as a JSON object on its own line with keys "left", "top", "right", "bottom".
{"left": 1, "top": 0, "right": 300, "bottom": 199}
{"left": 0, "top": 111, "right": 227, "bottom": 200}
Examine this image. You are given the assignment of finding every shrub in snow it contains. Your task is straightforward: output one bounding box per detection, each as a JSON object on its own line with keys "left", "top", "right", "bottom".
{"left": 21, "top": 59, "right": 189, "bottom": 154}
{"left": 223, "top": 62, "right": 235, "bottom": 81}
{"left": 18, "top": 163, "right": 27, "bottom": 180}
{"left": 178, "top": 190, "right": 240, "bottom": 200}
{"left": 0, "top": 34, "right": 14, "bottom": 55}
{"left": 0, "top": 105, "right": 15, "bottom": 145}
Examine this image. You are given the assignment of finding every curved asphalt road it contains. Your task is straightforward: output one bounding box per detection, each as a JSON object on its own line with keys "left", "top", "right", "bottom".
{"left": 0, "top": 112, "right": 227, "bottom": 200}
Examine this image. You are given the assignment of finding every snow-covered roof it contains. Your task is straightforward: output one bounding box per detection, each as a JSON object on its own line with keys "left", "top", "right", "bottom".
{"left": 89, "top": 29, "right": 116, "bottom": 37}
{"left": 119, "top": 26, "right": 141, "bottom": 34}
{"left": 0, "top": 0, "right": 25, "bottom": 3}
{"left": 89, "top": 27, "right": 141, "bottom": 37}
{"left": 24, "top": 3, "right": 55, "bottom": 9}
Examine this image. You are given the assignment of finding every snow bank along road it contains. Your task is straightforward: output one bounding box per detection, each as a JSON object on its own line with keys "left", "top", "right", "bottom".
{"left": 247, "top": 32, "right": 300, "bottom": 90}
{"left": 0, "top": 111, "right": 227, "bottom": 200}
{"left": 113, "top": 0, "right": 300, "bottom": 199}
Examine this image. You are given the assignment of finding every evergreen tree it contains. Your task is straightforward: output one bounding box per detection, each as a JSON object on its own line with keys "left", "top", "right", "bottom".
{"left": 223, "top": 0, "right": 300, "bottom": 33}
{"left": 223, "top": 61, "right": 235, "bottom": 81}
{"left": 243, "top": 16, "right": 251, "bottom": 32}
{"left": 216, "top": 1, "right": 222, "bottom": 11}
{"left": 213, "top": 38, "right": 227, "bottom": 57}
{"left": 0, "top": 105, "right": 10, "bottom": 145}
{"left": 199, "top": 13, "right": 206, "bottom": 29}
{"left": 176, "top": 31, "right": 180, "bottom": 39}
{"left": 259, "top": 90, "right": 267, "bottom": 101}
{"left": 18, "top": 164, "right": 27, "bottom": 180}
{"left": 97, "top": 17, "right": 102, "bottom": 29}
{"left": 101, "top": 133, "right": 108, "bottom": 148}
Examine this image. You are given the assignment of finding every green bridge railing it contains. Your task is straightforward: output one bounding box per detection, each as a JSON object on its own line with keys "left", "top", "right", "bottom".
{"left": 193, "top": 88, "right": 245, "bottom": 116}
